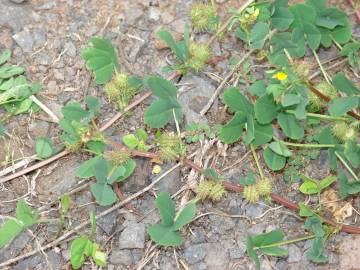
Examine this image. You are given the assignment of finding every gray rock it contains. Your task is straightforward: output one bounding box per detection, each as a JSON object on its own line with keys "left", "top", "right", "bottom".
{"left": 209, "top": 215, "right": 235, "bottom": 233}
{"left": 151, "top": 163, "right": 181, "bottom": 194}
{"left": 28, "top": 120, "right": 49, "bottom": 137}
{"left": 109, "top": 250, "right": 134, "bottom": 265}
{"left": 96, "top": 206, "right": 118, "bottom": 235}
{"left": 178, "top": 75, "right": 216, "bottom": 124}
{"left": 184, "top": 243, "right": 208, "bottom": 264}
{"left": 119, "top": 222, "right": 145, "bottom": 249}
{"left": 9, "top": 0, "right": 26, "bottom": 3}
{"left": 64, "top": 42, "right": 77, "bottom": 58}
{"left": 36, "top": 52, "right": 51, "bottom": 66}
{"left": 13, "top": 29, "right": 33, "bottom": 52}
{"left": 61, "top": 248, "right": 71, "bottom": 261}
{"left": 125, "top": 7, "right": 144, "bottom": 25}
{"left": 244, "top": 203, "right": 266, "bottom": 219}
{"left": 192, "top": 262, "right": 208, "bottom": 270}
{"left": 247, "top": 223, "right": 266, "bottom": 235}
{"left": 0, "top": 224, "right": 32, "bottom": 261}
{"left": 204, "top": 242, "right": 230, "bottom": 270}
{"left": 288, "top": 244, "right": 302, "bottom": 263}
{"left": 32, "top": 29, "right": 47, "bottom": 49}
{"left": 229, "top": 241, "right": 246, "bottom": 259}
{"left": 190, "top": 228, "right": 206, "bottom": 244}
{"left": 148, "top": 7, "right": 161, "bottom": 21}
{"left": 131, "top": 248, "right": 143, "bottom": 262}
{"left": 0, "top": 1, "right": 32, "bottom": 31}
{"left": 13, "top": 251, "right": 62, "bottom": 270}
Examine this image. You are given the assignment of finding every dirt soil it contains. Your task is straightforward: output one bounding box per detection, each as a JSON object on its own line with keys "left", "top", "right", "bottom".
{"left": 0, "top": 0, "right": 360, "bottom": 270}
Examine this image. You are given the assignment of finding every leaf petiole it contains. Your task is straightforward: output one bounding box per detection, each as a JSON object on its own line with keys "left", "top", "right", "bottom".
{"left": 285, "top": 110, "right": 348, "bottom": 122}
{"left": 335, "top": 151, "right": 359, "bottom": 181}
{"left": 253, "top": 234, "right": 315, "bottom": 250}
{"left": 250, "top": 143, "right": 265, "bottom": 180}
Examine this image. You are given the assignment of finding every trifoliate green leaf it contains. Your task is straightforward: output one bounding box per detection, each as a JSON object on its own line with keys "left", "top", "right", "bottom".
{"left": 82, "top": 37, "right": 119, "bottom": 84}
{"left": 219, "top": 112, "right": 246, "bottom": 144}
{"left": 254, "top": 94, "right": 277, "bottom": 124}
{"left": 253, "top": 122, "right": 273, "bottom": 148}
{"left": 332, "top": 73, "right": 359, "bottom": 95}
{"left": 263, "top": 146, "right": 286, "bottom": 171}
{"left": 250, "top": 22, "right": 270, "bottom": 49}
{"left": 328, "top": 96, "right": 359, "bottom": 116}
{"left": 90, "top": 183, "right": 117, "bottom": 206}
{"left": 223, "top": 87, "right": 253, "bottom": 114}
{"left": 277, "top": 112, "right": 304, "bottom": 140}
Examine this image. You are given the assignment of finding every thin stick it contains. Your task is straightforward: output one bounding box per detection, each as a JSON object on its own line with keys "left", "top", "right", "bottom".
{"left": 200, "top": 49, "right": 254, "bottom": 115}
{"left": 0, "top": 155, "right": 37, "bottom": 177}
{"left": 29, "top": 95, "right": 60, "bottom": 123}
{"left": 312, "top": 49, "right": 331, "bottom": 84}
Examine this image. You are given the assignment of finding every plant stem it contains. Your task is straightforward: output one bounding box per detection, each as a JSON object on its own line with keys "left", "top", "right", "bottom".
{"left": 281, "top": 141, "right": 336, "bottom": 148}
{"left": 250, "top": 144, "right": 265, "bottom": 180}
{"left": 335, "top": 151, "right": 360, "bottom": 181}
{"left": 253, "top": 234, "right": 315, "bottom": 250}
{"left": 173, "top": 108, "right": 184, "bottom": 154}
{"left": 312, "top": 49, "right": 331, "bottom": 84}
{"left": 285, "top": 110, "right": 348, "bottom": 121}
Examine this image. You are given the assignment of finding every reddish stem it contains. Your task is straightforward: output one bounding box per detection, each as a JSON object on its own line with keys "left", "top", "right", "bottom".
{"left": 110, "top": 142, "right": 360, "bottom": 234}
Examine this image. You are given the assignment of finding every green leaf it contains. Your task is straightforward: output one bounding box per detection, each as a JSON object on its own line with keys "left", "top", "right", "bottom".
{"left": 107, "top": 166, "right": 126, "bottom": 184}
{"left": 319, "top": 175, "right": 336, "bottom": 190}
{"left": 157, "top": 30, "right": 186, "bottom": 62}
{"left": 307, "top": 237, "right": 327, "bottom": 263}
{"left": 271, "top": 7, "right": 294, "bottom": 31}
{"left": 254, "top": 94, "right": 277, "bottom": 124}
{"left": 0, "top": 219, "right": 24, "bottom": 248}
{"left": 281, "top": 94, "right": 301, "bottom": 107}
{"left": 136, "top": 128, "right": 148, "bottom": 142}
{"left": 91, "top": 244, "right": 107, "bottom": 267}
{"left": 156, "top": 192, "right": 175, "bottom": 226}
{"left": 86, "top": 141, "right": 105, "bottom": 155}
{"left": 303, "top": 22, "right": 321, "bottom": 50}
{"left": 203, "top": 168, "right": 221, "bottom": 181}
{"left": 219, "top": 112, "right": 246, "bottom": 144}
{"left": 249, "top": 80, "right": 266, "bottom": 97}
{"left": 253, "top": 122, "right": 273, "bottom": 148}
{"left": 123, "top": 134, "right": 139, "bottom": 149}
{"left": 299, "top": 203, "right": 316, "bottom": 217}
{"left": 239, "top": 173, "right": 256, "bottom": 186}
{"left": 86, "top": 96, "right": 100, "bottom": 116}
{"left": 332, "top": 73, "right": 359, "bottom": 95}
{"left": 75, "top": 156, "right": 103, "bottom": 178}
{"left": 263, "top": 146, "right": 286, "bottom": 171}
{"left": 246, "top": 237, "right": 260, "bottom": 269}
{"left": 316, "top": 8, "right": 346, "bottom": 29}
{"left": 12, "top": 98, "right": 33, "bottom": 115}
{"left": 252, "top": 229, "right": 285, "bottom": 246}
{"left": 317, "top": 126, "right": 339, "bottom": 144}
{"left": 81, "top": 37, "right": 119, "bottom": 84}
{"left": 299, "top": 176, "right": 320, "bottom": 195}
{"left": 70, "top": 236, "right": 93, "bottom": 269}
{"left": 144, "top": 99, "right": 182, "bottom": 128}
{"left": 0, "top": 66, "right": 25, "bottom": 79}
{"left": 304, "top": 216, "right": 325, "bottom": 237}
{"left": 60, "top": 194, "right": 71, "bottom": 214}
{"left": 62, "top": 102, "right": 90, "bottom": 122}
{"left": 260, "top": 246, "right": 288, "bottom": 257}
{"left": 250, "top": 22, "right": 270, "bottom": 49}
{"left": 290, "top": 4, "right": 316, "bottom": 27}
{"left": 328, "top": 96, "right": 359, "bottom": 116}
{"left": 35, "top": 137, "right": 55, "bottom": 159}
{"left": 338, "top": 170, "right": 360, "bottom": 198}
{"left": 93, "top": 158, "right": 109, "bottom": 183}
{"left": 147, "top": 224, "right": 183, "bottom": 247}
{"left": 344, "top": 140, "right": 360, "bottom": 169}
{"left": 277, "top": 113, "right": 304, "bottom": 140}
{"left": 244, "top": 114, "right": 255, "bottom": 145}
{"left": 116, "top": 159, "right": 136, "bottom": 182}
{"left": 223, "top": 87, "right": 253, "bottom": 114}
{"left": 90, "top": 183, "right": 117, "bottom": 206}
{"left": 16, "top": 200, "right": 38, "bottom": 226}
{"left": 172, "top": 202, "right": 196, "bottom": 230}
{"left": 269, "top": 141, "right": 292, "bottom": 157}
{"left": 148, "top": 76, "right": 177, "bottom": 100}
{"left": 0, "top": 49, "right": 11, "bottom": 65}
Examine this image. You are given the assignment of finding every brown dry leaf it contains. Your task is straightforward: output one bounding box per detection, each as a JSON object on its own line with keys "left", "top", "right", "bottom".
{"left": 321, "top": 188, "right": 353, "bottom": 222}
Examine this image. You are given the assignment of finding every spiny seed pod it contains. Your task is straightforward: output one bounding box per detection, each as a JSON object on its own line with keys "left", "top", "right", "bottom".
{"left": 292, "top": 60, "right": 310, "bottom": 80}
{"left": 106, "top": 150, "right": 130, "bottom": 166}
{"left": 209, "top": 181, "right": 226, "bottom": 201}
{"left": 158, "top": 132, "right": 179, "bottom": 148}
{"left": 64, "top": 141, "right": 82, "bottom": 153}
{"left": 309, "top": 81, "right": 338, "bottom": 111}
{"left": 243, "top": 185, "right": 259, "bottom": 203}
{"left": 331, "top": 121, "right": 350, "bottom": 142}
{"left": 256, "top": 178, "right": 272, "bottom": 196}
{"left": 91, "top": 130, "right": 105, "bottom": 142}
{"left": 104, "top": 73, "right": 137, "bottom": 111}
{"left": 196, "top": 180, "right": 214, "bottom": 201}
{"left": 188, "top": 59, "right": 205, "bottom": 73}
{"left": 189, "top": 43, "right": 212, "bottom": 63}
{"left": 196, "top": 180, "right": 225, "bottom": 201}
{"left": 190, "top": 3, "right": 217, "bottom": 32}
{"left": 160, "top": 147, "right": 178, "bottom": 162}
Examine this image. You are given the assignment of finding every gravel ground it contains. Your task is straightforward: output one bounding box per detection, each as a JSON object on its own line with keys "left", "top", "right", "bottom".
{"left": 0, "top": 0, "right": 360, "bottom": 269}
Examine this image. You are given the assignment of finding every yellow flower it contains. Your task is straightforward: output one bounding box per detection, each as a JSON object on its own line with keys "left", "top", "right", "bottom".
{"left": 272, "top": 71, "right": 288, "bottom": 81}
{"left": 252, "top": 8, "right": 260, "bottom": 19}
{"left": 152, "top": 165, "right": 162, "bottom": 174}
